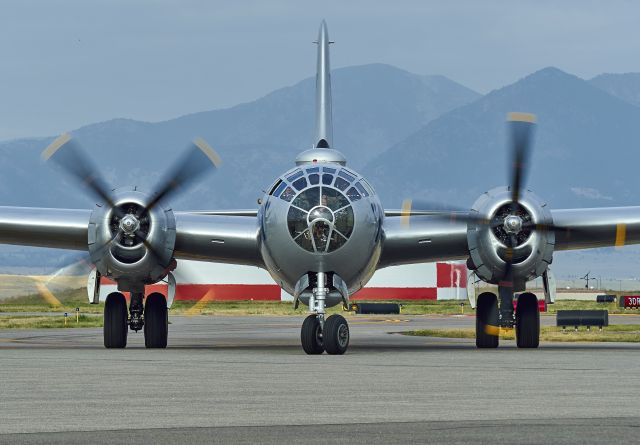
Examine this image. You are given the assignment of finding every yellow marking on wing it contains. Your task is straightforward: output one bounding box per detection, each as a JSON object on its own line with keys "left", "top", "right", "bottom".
{"left": 35, "top": 283, "right": 62, "bottom": 308}
{"left": 41, "top": 133, "right": 72, "bottom": 161}
{"left": 401, "top": 199, "right": 412, "bottom": 227}
{"left": 185, "top": 288, "right": 216, "bottom": 316}
{"left": 615, "top": 223, "right": 626, "bottom": 248}
{"left": 193, "top": 137, "right": 222, "bottom": 167}
{"left": 507, "top": 112, "right": 537, "bottom": 123}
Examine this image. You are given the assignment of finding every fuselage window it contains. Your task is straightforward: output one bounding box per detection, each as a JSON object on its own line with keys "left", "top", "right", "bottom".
{"left": 322, "top": 173, "right": 333, "bottom": 185}
{"left": 287, "top": 170, "right": 304, "bottom": 182}
{"left": 334, "top": 177, "right": 350, "bottom": 191}
{"left": 355, "top": 182, "right": 369, "bottom": 197}
{"left": 272, "top": 181, "right": 287, "bottom": 197}
{"left": 280, "top": 186, "right": 296, "bottom": 202}
{"left": 292, "top": 177, "right": 307, "bottom": 191}
{"left": 338, "top": 170, "right": 355, "bottom": 183}
{"left": 309, "top": 173, "right": 319, "bottom": 185}
{"left": 346, "top": 187, "right": 361, "bottom": 202}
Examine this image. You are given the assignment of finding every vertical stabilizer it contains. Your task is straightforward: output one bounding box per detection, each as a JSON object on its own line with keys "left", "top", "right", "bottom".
{"left": 314, "top": 20, "right": 333, "bottom": 148}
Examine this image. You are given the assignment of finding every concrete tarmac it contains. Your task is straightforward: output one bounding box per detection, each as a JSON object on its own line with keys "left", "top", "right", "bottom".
{"left": 1, "top": 314, "right": 639, "bottom": 444}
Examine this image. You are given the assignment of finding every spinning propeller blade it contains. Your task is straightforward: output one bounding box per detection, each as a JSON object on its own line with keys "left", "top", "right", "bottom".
{"left": 143, "top": 138, "right": 222, "bottom": 213}
{"left": 43, "top": 134, "right": 221, "bottom": 260}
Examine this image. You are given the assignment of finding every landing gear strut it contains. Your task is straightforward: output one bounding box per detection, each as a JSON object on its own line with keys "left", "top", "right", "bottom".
{"left": 300, "top": 272, "right": 350, "bottom": 355}
{"left": 129, "top": 292, "right": 144, "bottom": 332}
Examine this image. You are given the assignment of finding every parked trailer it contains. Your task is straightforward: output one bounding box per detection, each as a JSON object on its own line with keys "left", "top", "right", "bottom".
{"left": 556, "top": 310, "right": 609, "bottom": 329}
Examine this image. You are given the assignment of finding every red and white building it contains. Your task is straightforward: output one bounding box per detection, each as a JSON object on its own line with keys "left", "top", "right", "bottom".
{"left": 98, "top": 260, "right": 468, "bottom": 303}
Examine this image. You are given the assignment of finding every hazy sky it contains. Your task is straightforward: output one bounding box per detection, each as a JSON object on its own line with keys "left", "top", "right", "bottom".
{"left": 1, "top": 0, "right": 639, "bottom": 140}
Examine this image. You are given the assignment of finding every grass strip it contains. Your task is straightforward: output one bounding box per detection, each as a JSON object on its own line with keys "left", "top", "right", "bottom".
{"left": 403, "top": 325, "right": 640, "bottom": 342}
{"left": 0, "top": 314, "right": 102, "bottom": 329}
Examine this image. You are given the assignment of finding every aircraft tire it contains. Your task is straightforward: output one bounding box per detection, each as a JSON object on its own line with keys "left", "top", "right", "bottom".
{"left": 301, "top": 315, "right": 324, "bottom": 354}
{"left": 144, "top": 292, "right": 168, "bottom": 349}
{"left": 104, "top": 292, "right": 128, "bottom": 349}
{"left": 476, "top": 292, "right": 499, "bottom": 348}
{"left": 324, "top": 314, "right": 349, "bottom": 355}
{"left": 516, "top": 293, "right": 540, "bottom": 348}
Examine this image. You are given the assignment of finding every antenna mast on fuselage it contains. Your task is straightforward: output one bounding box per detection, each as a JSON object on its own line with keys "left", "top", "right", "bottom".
{"left": 314, "top": 20, "right": 333, "bottom": 149}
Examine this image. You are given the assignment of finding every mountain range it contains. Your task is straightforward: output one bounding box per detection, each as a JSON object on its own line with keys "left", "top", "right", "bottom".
{"left": 2, "top": 63, "right": 640, "bottom": 279}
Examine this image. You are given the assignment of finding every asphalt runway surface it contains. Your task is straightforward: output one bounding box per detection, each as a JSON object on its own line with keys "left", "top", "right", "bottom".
{"left": 1, "top": 314, "right": 639, "bottom": 444}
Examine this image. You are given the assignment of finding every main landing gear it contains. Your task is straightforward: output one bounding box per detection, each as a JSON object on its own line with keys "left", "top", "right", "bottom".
{"left": 300, "top": 272, "right": 350, "bottom": 355}
{"left": 475, "top": 287, "right": 540, "bottom": 349}
{"left": 103, "top": 291, "right": 168, "bottom": 349}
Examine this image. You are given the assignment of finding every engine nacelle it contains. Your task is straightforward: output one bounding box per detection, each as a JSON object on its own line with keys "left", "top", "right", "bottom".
{"left": 87, "top": 187, "right": 176, "bottom": 293}
{"left": 466, "top": 187, "right": 555, "bottom": 291}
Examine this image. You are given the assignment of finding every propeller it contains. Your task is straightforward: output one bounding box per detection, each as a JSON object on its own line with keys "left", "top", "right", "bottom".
{"left": 42, "top": 134, "right": 221, "bottom": 258}
{"left": 400, "top": 112, "right": 571, "bottom": 284}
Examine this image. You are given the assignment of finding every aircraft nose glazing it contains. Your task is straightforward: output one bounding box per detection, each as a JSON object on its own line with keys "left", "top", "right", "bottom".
{"left": 308, "top": 206, "right": 334, "bottom": 225}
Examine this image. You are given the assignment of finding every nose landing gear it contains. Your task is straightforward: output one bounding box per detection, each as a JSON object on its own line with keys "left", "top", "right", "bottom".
{"left": 300, "top": 272, "right": 350, "bottom": 355}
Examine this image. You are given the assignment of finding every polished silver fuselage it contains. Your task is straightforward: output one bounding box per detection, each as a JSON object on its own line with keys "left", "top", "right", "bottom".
{"left": 260, "top": 163, "right": 383, "bottom": 296}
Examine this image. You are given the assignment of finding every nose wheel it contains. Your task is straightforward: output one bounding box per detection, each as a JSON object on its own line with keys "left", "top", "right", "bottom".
{"left": 301, "top": 315, "right": 324, "bottom": 354}
{"left": 300, "top": 272, "right": 350, "bottom": 355}
{"left": 324, "top": 314, "right": 349, "bottom": 354}
{"left": 300, "top": 314, "right": 350, "bottom": 355}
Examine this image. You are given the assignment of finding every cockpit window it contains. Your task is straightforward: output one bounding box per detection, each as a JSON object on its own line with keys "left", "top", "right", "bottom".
{"left": 271, "top": 180, "right": 287, "bottom": 197}
{"left": 287, "top": 170, "right": 303, "bottom": 182}
{"left": 321, "top": 187, "right": 349, "bottom": 211}
{"left": 280, "top": 186, "right": 296, "bottom": 202}
{"left": 292, "top": 177, "right": 307, "bottom": 191}
{"left": 355, "top": 182, "right": 369, "bottom": 197}
{"left": 334, "top": 177, "right": 350, "bottom": 191}
{"left": 287, "top": 185, "right": 354, "bottom": 253}
{"left": 322, "top": 173, "right": 333, "bottom": 185}
{"left": 361, "top": 179, "right": 375, "bottom": 195}
{"left": 322, "top": 167, "right": 336, "bottom": 174}
{"left": 268, "top": 179, "right": 283, "bottom": 195}
{"left": 306, "top": 167, "right": 320, "bottom": 173}
{"left": 338, "top": 170, "right": 355, "bottom": 183}
{"left": 309, "top": 173, "right": 319, "bottom": 185}
{"left": 346, "top": 187, "right": 361, "bottom": 202}
{"left": 292, "top": 187, "right": 319, "bottom": 211}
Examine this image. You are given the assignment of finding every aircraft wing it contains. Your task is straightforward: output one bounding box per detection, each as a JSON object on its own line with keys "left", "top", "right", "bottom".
{"left": 378, "top": 214, "right": 469, "bottom": 268}
{"left": 183, "top": 209, "right": 259, "bottom": 217}
{"left": 173, "top": 212, "right": 262, "bottom": 266}
{"left": 551, "top": 206, "right": 640, "bottom": 250}
{"left": 378, "top": 206, "right": 640, "bottom": 268}
{"left": 0, "top": 206, "right": 91, "bottom": 250}
{"left": 0, "top": 206, "right": 264, "bottom": 267}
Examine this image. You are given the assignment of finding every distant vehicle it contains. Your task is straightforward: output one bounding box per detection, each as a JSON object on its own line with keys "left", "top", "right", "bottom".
{"left": 1, "top": 21, "right": 639, "bottom": 353}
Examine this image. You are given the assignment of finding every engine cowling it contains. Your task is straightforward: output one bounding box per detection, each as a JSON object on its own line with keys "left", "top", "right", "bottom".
{"left": 466, "top": 187, "right": 555, "bottom": 291}
{"left": 87, "top": 187, "right": 176, "bottom": 292}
